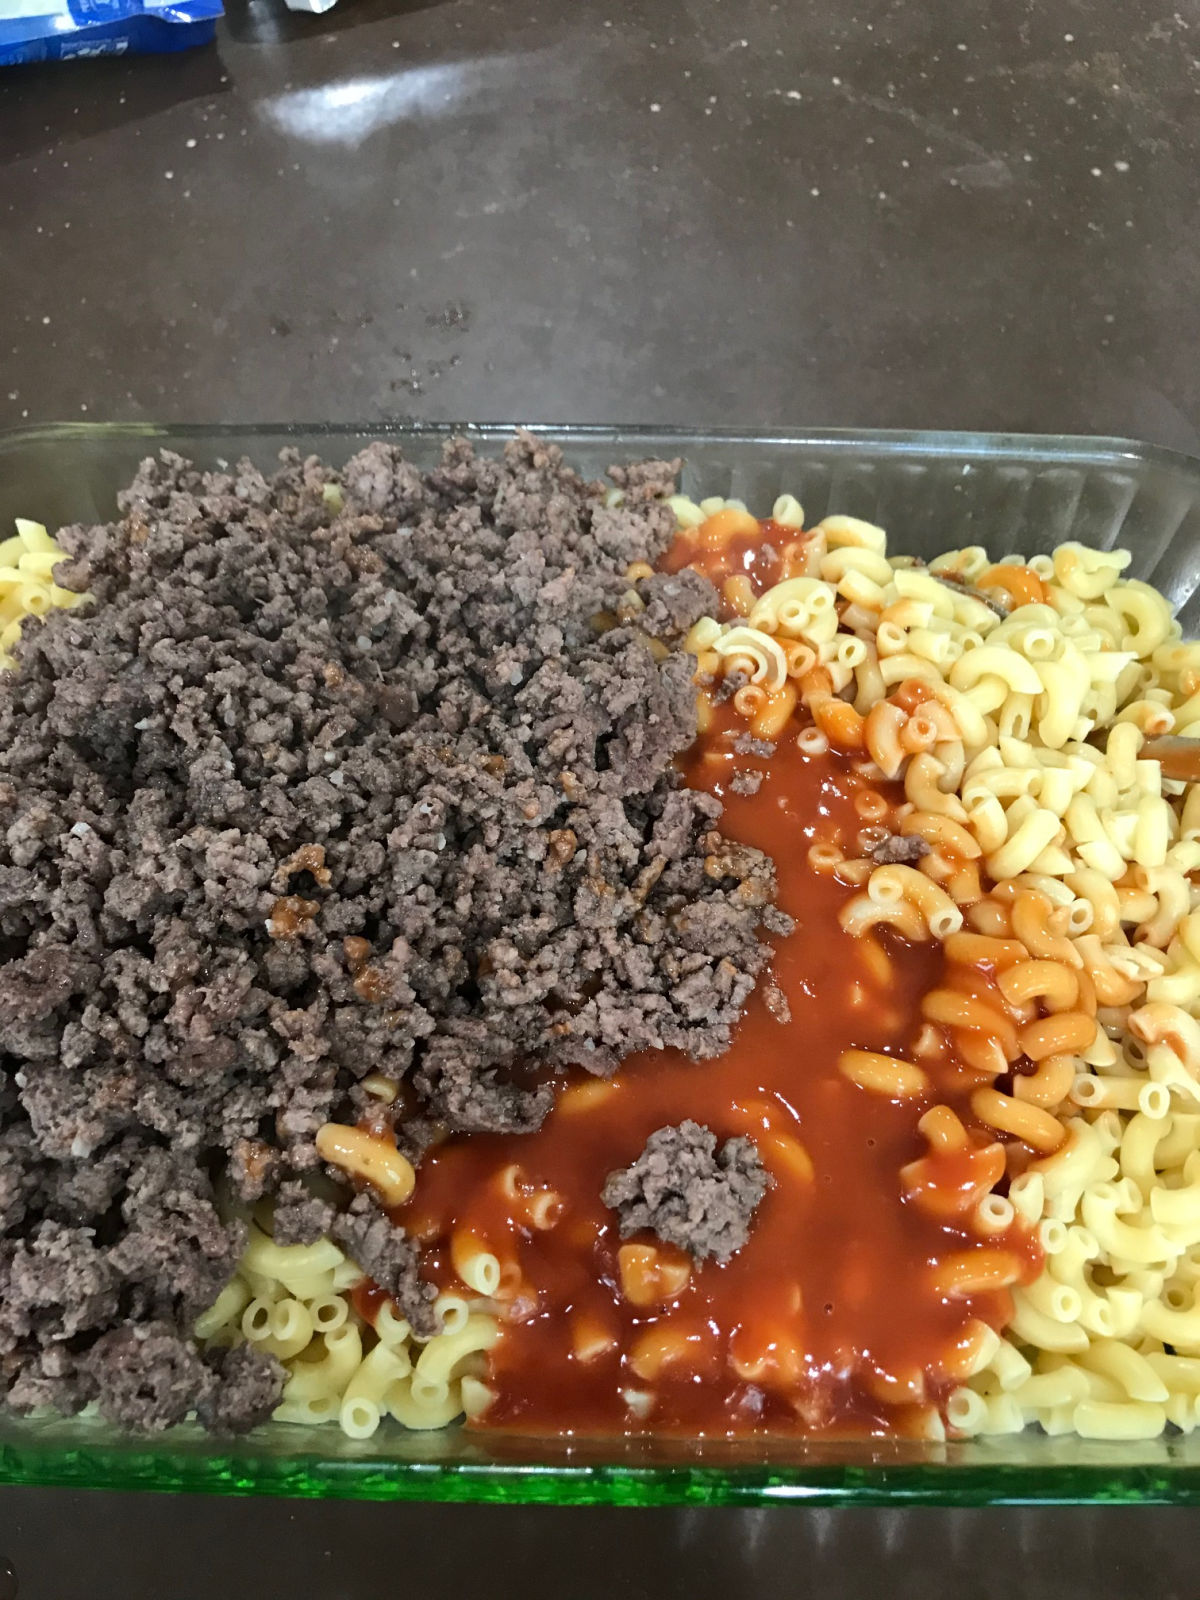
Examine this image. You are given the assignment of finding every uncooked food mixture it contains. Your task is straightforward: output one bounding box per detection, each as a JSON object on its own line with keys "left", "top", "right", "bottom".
{"left": 0, "top": 434, "right": 781, "bottom": 1430}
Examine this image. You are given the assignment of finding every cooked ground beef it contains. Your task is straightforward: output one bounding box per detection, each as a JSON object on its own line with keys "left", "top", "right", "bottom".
{"left": 270, "top": 1179, "right": 336, "bottom": 1247}
{"left": 869, "top": 833, "right": 931, "bottom": 866}
{"left": 329, "top": 1192, "right": 436, "bottom": 1336}
{"left": 0, "top": 432, "right": 779, "bottom": 1428}
{"left": 733, "top": 732, "right": 776, "bottom": 758}
{"left": 196, "top": 1344, "right": 285, "bottom": 1434}
{"left": 81, "top": 1322, "right": 217, "bottom": 1433}
{"left": 635, "top": 570, "right": 719, "bottom": 639}
{"left": 601, "top": 1119, "right": 770, "bottom": 1262}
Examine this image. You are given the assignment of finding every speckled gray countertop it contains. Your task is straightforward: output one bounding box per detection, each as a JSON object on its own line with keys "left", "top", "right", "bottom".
{"left": 4, "top": 1, "right": 1200, "bottom": 1594}
{"left": 3, "top": 0, "right": 1200, "bottom": 444}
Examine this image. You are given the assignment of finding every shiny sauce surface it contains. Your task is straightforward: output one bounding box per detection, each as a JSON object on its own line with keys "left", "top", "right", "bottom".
{"left": 400, "top": 717, "right": 1040, "bottom": 1437}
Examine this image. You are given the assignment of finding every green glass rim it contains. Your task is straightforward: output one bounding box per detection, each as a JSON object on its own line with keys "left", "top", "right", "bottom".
{"left": 8, "top": 1425, "right": 1200, "bottom": 1505}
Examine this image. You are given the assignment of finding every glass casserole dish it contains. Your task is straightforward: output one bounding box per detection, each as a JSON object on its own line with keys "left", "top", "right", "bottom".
{"left": 4, "top": 421, "right": 1200, "bottom": 1505}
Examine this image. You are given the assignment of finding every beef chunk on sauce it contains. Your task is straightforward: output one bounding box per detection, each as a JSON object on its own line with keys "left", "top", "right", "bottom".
{"left": 869, "top": 833, "right": 930, "bottom": 866}
{"left": 602, "top": 1119, "right": 770, "bottom": 1263}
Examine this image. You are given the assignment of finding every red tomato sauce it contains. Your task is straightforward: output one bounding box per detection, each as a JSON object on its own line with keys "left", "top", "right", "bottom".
{"left": 659, "top": 516, "right": 814, "bottom": 607}
{"left": 398, "top": 714, "right": 1039, "bottom": 1438}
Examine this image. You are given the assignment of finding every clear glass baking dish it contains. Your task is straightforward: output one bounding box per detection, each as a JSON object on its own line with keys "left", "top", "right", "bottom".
{"left": 5, "top": 422, "right": 1200, "bottom": 1505}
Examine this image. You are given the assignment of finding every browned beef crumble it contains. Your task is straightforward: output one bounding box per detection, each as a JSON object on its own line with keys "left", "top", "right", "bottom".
{"left": 601, "top": 1119, "right": 770, "bottom": 1263}
{"left": 634, "top": 570, "right": 720, "bottom": 639}
{"left": 869, "top": 834, "right": 931, "bottom": 866}
{"left": 328, "top": 1192, "right": 435, "bottom": 1333}
{"left": 196, "top": 1343, "right": 286, "bottom": 1434}
{"left": 733, "top": 733, "right": 776, "bottom": 759}
{"left": 270, "top": 1179, "right": 336, "bottom": 1248}
{"left": 79, "top": 1322, "right": 218, "bottom": 1432}
{"left": 0, "top": 432, "right": 782, "bottom": 1429}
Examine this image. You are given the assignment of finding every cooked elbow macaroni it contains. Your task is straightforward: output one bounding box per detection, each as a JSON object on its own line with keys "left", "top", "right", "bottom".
{"left": 196, "top": 1216, "right": 499, "bottom": 1439}
{"left": 0, "top": 519, "right": 90, "bottom": 669}
{"left": 672, "top": 495, "right": 1200, "bottom": 1443}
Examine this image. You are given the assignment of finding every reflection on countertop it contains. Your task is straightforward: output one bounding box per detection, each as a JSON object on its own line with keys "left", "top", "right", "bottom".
{"left": 0, "top": 0, "right": 1198, "bottom": 446}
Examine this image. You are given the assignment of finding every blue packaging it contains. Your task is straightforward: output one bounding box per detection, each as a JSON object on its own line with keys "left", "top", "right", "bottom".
{"left": 0, "top": 0, "right": 221, "bottom": 64}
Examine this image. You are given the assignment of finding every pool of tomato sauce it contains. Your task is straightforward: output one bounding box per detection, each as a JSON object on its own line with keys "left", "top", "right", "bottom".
{"left": 385, "top": 519, "right": 1041, "bottom": 1439}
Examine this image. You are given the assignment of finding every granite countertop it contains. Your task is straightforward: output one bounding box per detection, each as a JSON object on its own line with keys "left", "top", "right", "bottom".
{"left": 3, "top": 0, "right": 1200, "bottom": 1594}
{"left": 3, "top": 0, "right": 1199, "bottom": 445}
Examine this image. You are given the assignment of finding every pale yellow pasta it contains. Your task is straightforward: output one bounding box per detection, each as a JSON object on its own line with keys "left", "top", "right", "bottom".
{"left": 945, "top": 1387, "right": 989, "bottom": 1433}
{"left": 14, "top": 518, "right": 57, "bottom": 554}
{"left": 281, "top": 1324, "right": 364, "bottom": 1403}
{"left": 815, "top": 513, "right": 887, "bottom": 553}
{"left": 666, "top": 493, "right": 705, "bottom": 528}
{"left": 432, "top": 1292, "right": 471, "bottom": 1336}
{"left": 1080, "top": 1185, "right": 1176, "bottom": 1267}
{"left": 1008, "top": 1171, "right": 1045, "bottom": 1225}
{"left": 771, "top": 493, "right": 804, "bottom": 527}
{"left": 342, "top": 1341, "right": 413, "bottom": 1406}
{"left": 820, "top": 546, "right": 895, "bottom": 590}
{"left": 1148, "top": 1154, "right": 1200, "bottom": 1238}
{"left": 308, "top": 1295, "right": 350, "bottom": 1336}
{"left": 1006, "top": 1293, "right": 1089, "bottom": 1353}
{"left": 967, "top": 1392, "right": 1026, "bottom": 1435}
{"left": 197, "top": 1204, "right": 500, "bottom": 1439}
{"left": 460, "top": 1375, "right": 497, "bottom": 1419}
{"left": 1107, "top": 582, "right": 1174, "bottom": 655}
{"left": 1076, "top": 1338, "right": 1169, "bottom": 1402}
{"left": 1166, "top": 1394, "right": 1200, "bottom": 1431}
{"left": 985, "top": 1337, "right": 1035, "bottom": 1391}
{"left": 240, "top": 1225, "right": 347, "bottom": 1295}
{"left": 413, "top": 1316, "right": 500, "bottom": 1384}
{"left": 263, "top": 1298, "right": 315, "bottom": 1361}
{"left": 748, "top": 577, "right": 839, "bottom": 645}
{"left": 374, "top": 1300, "right": 413, "bottom": 1350}
{"left": 1071, "top": 1074, "right": 1170, "bottom": 1118}
{"left": 272, "top": 1269, "right": 338, "bottom": 1303}
{"left": 193, "top": 1277, "right": 252, "bottom": 1343}
{"left": 1009, "top": 1364, "right": 1091, "bottom": 1409}
{"left": 409, "top": 1372, "right": 450, "bottom": 1409}
{"left": 273, "top": 1394, "right": 343, "bottom": 1427}
{"left": 985, "top": 808, "right": 1064, "bottom": 881}
{"left": 339, "top": 1395, "right": 383, "bottom": 1439}
{"left": 1019, "top": 1271, "right": 1082, "bottom": 1325}
{"left": 974, "top": 1194, "right": 1016, "bottom": 1237}
{"left": 0, "top": 519, "right": 90, "bottom": 669}
{"left": 1053, "top": 542, "right": 1131, "bottom": 601}
{"left": 1144, "top": 1351, "right": 1200, "bottom": 1394}
{"left": 1157, "top": 1114, "right": 1200, "bottom": 1169}
{"left": 388, "top": 1379, "right": 466, "bottom": 1431}
{"left": 330, "top": 1258, "right": 366, "bottom": 1293}
{"left": 712, "top": 625, "right": 790, "bottom": 690}
{"left": 1073, "top": 1399, "right": 1168, "bottom": 1439}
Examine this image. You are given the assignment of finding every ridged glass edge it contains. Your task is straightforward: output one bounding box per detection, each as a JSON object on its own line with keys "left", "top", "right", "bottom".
{"left": 6, "top": 1446, "right": 1200, "bottom": 1505}
{"left": 0, "top": 420, "right": 1197, "bottom": 476}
